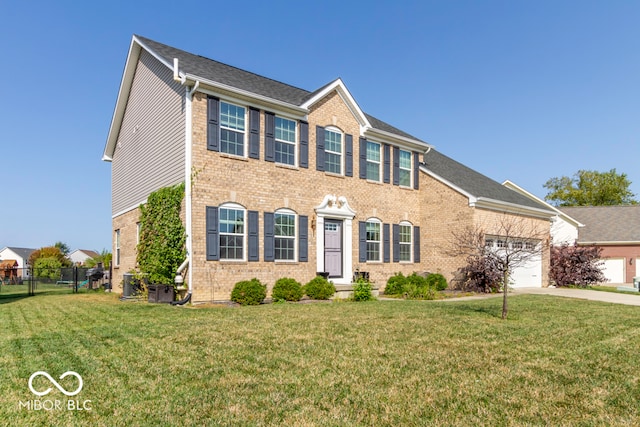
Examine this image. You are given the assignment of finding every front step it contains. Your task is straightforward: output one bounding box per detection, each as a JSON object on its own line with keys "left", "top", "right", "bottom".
{"left": 333, "top": 283, "right": 380, "bottom": 299}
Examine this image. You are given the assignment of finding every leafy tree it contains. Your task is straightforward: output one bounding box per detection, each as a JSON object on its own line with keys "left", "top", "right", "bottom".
{"left": 28, "top": 246, "right": 71, "bottom": 268}
{"left": 450, "top": 215, "right": 548, "bottom": 319}
{"left": 54, "top": 241, "right": 71, "bottom": 256}
{"left": 85, "top": 249, "right": 112, "bottom": 268}
{"left": 550, "top": 244, "right": 606, "bottom": 287}
{"left": 544, "top": 169, "right": 637, "bottom": 206}
{"left": 34, "top": 257, "right": 63, "bottom": 280}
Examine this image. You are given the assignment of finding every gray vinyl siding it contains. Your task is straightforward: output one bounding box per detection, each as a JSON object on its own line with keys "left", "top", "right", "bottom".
{"left": 111, "top": 50, "right": 186, "bottom": 215}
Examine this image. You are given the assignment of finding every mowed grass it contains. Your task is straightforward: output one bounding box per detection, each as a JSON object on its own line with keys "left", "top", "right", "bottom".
{"left": 1, "top": 292, "right": 640, "bottom": 426}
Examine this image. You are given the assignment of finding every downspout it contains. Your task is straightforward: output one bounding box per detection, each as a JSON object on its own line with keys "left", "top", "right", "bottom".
{"left": 171, "top": 58, "right": 198, "bottom": 305}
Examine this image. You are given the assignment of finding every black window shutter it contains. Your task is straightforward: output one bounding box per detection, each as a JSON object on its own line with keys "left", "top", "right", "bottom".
{"left": 264, "top": 212, "right": 274, "bottom": 262}
{"left": 299, "top": 121, "right": 309, "bottom": 168}
{"left": 383, "top": 144, "right": 391, "bottom": 183}
{"left": 345, "top": 134, "right": 353, "bottom": 177}
{"left": 206, "top": 206, "right": 219, "bottom": 260}
{"left": 299, "top": 215, "right": 308, "bottom": 262}
{"left": 207, "top": 96, "right": 220, "bottom": 152}
{"left": 383, "top": 223, "right": 390, "bottom": 263}
{"left": 413, "top": 152, "right": 420, "bottom": 189}
{"left": 249, "top": 107, "right": 260, "bottom": 159}
{"left": 316, "top": 126, "right": 325, "bottom": 171}
{"left": 358, "top": 221, "right": 367, "bottom": 262}
{"left": 248, "top": 210, "right": 259, "bottom": 262}
{"left": 264, "top": 112, "right": 275, "bottom": 162}
{"left": 359, "top": 138, "right": 367, "bottom": 179}
{"left": 413, "top": 226, "right": 421, "bottom": 263}
{"left": 392, "top": 146, "right": 400, "bottom": 186}
{"left": 392, "top": 224, "right": 400, "bottom": 262}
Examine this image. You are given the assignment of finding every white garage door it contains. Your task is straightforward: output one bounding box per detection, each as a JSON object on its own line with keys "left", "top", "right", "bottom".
{"left": 510, "top": 254, "right": 542, "bottom": 288}
{"left": 601, "top": 258, "right": 625, "bottom": 284}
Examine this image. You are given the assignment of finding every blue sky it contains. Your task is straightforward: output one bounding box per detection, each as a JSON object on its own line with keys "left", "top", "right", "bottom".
{"left": 1, "top": 0, "right": 638, "bottom": 252}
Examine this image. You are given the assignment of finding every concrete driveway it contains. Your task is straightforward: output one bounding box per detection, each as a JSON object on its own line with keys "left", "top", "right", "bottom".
{"left": 514, "top": 287, "right": 640, "bottom": 306}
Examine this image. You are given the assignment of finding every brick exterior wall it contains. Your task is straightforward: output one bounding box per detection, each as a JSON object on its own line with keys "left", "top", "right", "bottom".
{"left": 111, "top": 208, "right": 140, "bottom": 293}
{"left": 599, "top": 246, "right": 640, "bottom": 284}
{"left": 111, "top": 85, "right": 553, "bottom": 301}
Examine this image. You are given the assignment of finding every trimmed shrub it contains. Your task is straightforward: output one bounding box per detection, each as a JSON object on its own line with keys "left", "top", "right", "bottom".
{"left": 454, "top": 255, "right": 502, "bottom": 293}
{"left": 384, "top": 272, "right": 407, "bottom": 295}
{"left": 353, "top": 278, "right": 375, "bottom": 301}
{"left": 405, "top": 273, "right": 435, "bottom": 300}
{"left": 272, "top": 277, "right": 303, "bottom": 302}
{"left": 231, "top": 278, "right": 266, "bottom": 305}
{"left": 304, "top": 276, "right": 336, "bottom": 300}
{"left": 426, "top": 273, "right": 448, "bottom": 291}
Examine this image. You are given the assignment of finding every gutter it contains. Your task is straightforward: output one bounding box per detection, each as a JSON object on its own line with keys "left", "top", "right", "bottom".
{"left": 170, "top": 57, "right": 196, "bottom": 305}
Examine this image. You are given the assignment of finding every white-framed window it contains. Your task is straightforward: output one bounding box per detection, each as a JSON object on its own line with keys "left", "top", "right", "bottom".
{"left": 496, "top": 239, "right": 507, "bottom": 249}
{"left": 115, "top": 229, "right": 121, "bottom": 266}
{"left": 324, "top": 127, "right": 342, "bottom": 174}
{"left": 220, "top": 101, "right": 246, "bottom": 156}
{"left": 275, "top": 117, "right": 296, "bottom": 166}
{"left": 485, "top": 238, "right": 494, "bottom": 248}
{"left": 366, "top": 141, "right": 381, "bottom": 182}
{"left": 399, "top": 222, "right": 412, "bottom": 262}
{"left": 275, "top": 209, "right": 296, "bottom": 261}
{"left": 399, "top": 149, "right": 412, "bottom": 187}
{"left": 366, "top": 219, "right": 382, "bottom": 262}
{"left": 219, "top": 203, "right": 246, "bottom": 260}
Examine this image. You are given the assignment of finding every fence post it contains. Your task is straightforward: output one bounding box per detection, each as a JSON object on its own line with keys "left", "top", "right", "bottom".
{"left": 73, "top": 265, "right": 78, "bottom": 293}
{"left": 29, "top": 267, "right": 34, "bottom": 296}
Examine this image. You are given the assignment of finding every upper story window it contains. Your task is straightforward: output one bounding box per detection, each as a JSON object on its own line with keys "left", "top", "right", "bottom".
{"left": 274, "top": 210, "right": 296, "bottom": 261}
{"left": 220, "top": 102, "right": 246, "bottom": 156}
{"left": 275, "top": 117, "right": 296, "bottom": 166}
{"left": 366, "top": 141, "right": 381, "bottom": 182}
{"left": 398, "top": 149, "right": 412, "bottom": 187}
{"left": 324, "top": 128, "right": 342, "bottom": 174}
{"left": 219, "top": 204, "right": 245, "bottom": 260}
{"left": 366, "top": 219, "right": 382, "bottom": 262}
{"left": 399, "top": 222, "right": 412, "bottom": 262}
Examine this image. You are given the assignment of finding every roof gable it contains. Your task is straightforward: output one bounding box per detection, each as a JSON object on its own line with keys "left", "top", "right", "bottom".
{"left": 104, "top": 35, "right": 430, "bottom": 160}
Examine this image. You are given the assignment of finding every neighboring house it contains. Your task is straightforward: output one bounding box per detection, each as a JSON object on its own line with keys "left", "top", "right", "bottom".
{"left": 103, "top": 35, "right": 555, "bottom": 302}
{"left": 0, "top": 247, "right": 36, "bottom": 279}
{"left": 559, "top": 206, "right": 640, "bottom": 284}
{"left": 503, "top": 180, "right": 584, "bottom": 246}
{"left": 68, "top": 249, "right": 100, "bottom": 266}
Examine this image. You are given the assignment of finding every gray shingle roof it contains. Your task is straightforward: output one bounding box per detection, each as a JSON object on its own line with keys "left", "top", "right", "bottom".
{"left": 423, "top": 149, "right": 549, "bottom": 210}
{"left": 560, "top": 206, "right": 640, "bottom": 242}
{"left": 135, "top": 35, "right": 425, "bottom": 143}
{"left": 4, "top": 247, "right": 36, "bottom": 261}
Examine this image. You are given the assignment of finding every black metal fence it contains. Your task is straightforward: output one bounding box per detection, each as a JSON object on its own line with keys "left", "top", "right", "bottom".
{"left": 0, "top": 266, "right": 111, "bottom": 298}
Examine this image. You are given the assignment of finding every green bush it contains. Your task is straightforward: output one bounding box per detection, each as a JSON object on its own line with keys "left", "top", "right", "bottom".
{"left": 272, "top": 277, "right": 303, "bottom": 302}
{"left": 353, "top": 278, "right": 375, "bottom": 301}
{"left": 384, "top": 272, "right": 407, "bottom": 295}
{"left": 404, "top": 273, "right": 435, "bottom": 300}
{"left": 304, "top": 276, "right": 336, "bottom": 300}
{"left": 231, "top": 278, "right": 267, "bottom": 305}
{"left": 426, "top": 273, "right": 448, "bottom": 291}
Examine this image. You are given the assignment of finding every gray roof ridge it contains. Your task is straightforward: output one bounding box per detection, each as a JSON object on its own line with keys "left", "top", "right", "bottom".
{"left": 135, "top": 35, "right": 313, "bottom": 101}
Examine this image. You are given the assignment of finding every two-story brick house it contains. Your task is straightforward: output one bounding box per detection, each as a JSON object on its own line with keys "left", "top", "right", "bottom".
{"left": 103, "top": 35, "right": 555, "bottom": 303}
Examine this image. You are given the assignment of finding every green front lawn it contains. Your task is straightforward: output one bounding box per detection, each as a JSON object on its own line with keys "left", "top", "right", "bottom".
{"left": 1, "top": 292, "right": 639, "bottom": 426}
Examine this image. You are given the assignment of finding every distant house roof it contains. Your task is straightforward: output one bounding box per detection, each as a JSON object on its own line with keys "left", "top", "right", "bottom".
{"left": 421, "top": 149, "right": 555, "bottom": 216}
{"left": 560, "top": 205, "right": 640, "bottom": 243}
{"left": 1, "top": 247, "right": 36, "bottom": 261}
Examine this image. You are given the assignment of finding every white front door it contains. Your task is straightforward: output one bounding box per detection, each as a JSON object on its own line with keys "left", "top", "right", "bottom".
{"left": 324, "top": 220, "right": 343, "bottom": 278}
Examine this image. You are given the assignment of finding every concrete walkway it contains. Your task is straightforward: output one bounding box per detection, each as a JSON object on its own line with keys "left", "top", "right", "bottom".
{"left": 513, "top": 287, "right": 640, "bottom": 306}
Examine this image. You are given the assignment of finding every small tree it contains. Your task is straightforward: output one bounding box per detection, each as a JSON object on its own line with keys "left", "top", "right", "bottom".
{"left": 550, "top": 244, "right": 606, "bottom": 287}
{"left": 29, "top": 246, "right": 71, "bottom": 269}
{"left": 450, "top": 215, "right": 549, "bottom": 319}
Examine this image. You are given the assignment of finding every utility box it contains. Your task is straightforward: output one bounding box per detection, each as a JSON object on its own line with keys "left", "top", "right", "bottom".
{"left": 148, "top": 284, "right": 175, "bottom": 303}
{"left": 634, "top": 277, "right": 640, "bottom": 290}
